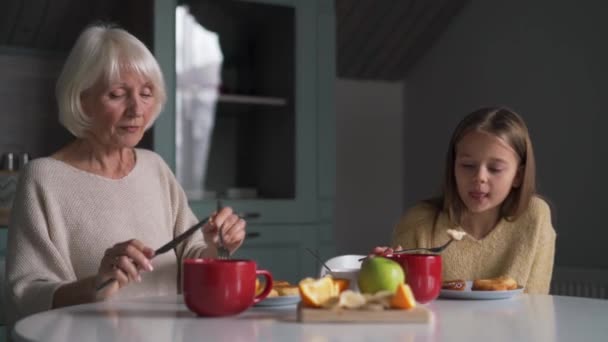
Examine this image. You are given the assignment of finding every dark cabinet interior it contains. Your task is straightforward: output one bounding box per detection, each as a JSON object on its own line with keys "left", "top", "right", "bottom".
{"left": 177, "top": 0, "right": 295, "bottom": 199}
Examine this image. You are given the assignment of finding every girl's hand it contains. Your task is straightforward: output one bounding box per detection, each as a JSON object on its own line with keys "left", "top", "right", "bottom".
{"left": 371, "top": 245, "right": 403, "bottom": 257}
{"left": 203, "top": 206, "right": 246, "bottom": 255}
{"left": 95, "top": 239, "right": 155, "bottom": 300}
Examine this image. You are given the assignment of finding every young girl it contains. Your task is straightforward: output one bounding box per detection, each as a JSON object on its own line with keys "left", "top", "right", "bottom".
{"left": 377, "top": 107, "right": 556, "bottom": 294}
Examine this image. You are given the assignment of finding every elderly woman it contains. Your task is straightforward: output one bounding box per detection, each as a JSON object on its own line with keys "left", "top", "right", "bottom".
{"left": 5, "top": 24, "right": 246, "bottom": 325}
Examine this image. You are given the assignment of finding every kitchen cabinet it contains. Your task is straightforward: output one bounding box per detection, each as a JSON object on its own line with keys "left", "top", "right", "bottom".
{"left": 0, "top": 227, "right": 6, "bottom": 255}
{"left": 233, "top": 223, "right": 336, "bottom": 283}
{"left": 1, "top": 227, "right": 7, "bottom": 341}
{"left": 0, "top": 0, "right": 336, "bottom": 285}
{"left": 234, "top": 224, "right": 319, "bottom": 283}
{"left": 153, "top": 0, "right": 336, "bottom": 280}
{"left": 154, "top": 0, "right": 335, "bottom": 221}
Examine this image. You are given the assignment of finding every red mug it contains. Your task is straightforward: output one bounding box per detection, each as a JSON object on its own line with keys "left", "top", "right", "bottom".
{"left": 389, "top": 253, "right": 442, "bottom": 304}
{"left": 183, "top": 258, "right": 273, "bottom": 316}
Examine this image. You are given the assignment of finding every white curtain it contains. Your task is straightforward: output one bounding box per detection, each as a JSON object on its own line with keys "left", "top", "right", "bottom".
{"left": 175, "top": 5, "right": 223, "bottom": 199}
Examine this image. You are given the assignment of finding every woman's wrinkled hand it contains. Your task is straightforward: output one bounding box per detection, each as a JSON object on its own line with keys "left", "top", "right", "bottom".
{"left": 94, "top": 239, "right": 155, "bottom": 300}
{"left": 203, "top": 206, "right": 246, "bottom": 256}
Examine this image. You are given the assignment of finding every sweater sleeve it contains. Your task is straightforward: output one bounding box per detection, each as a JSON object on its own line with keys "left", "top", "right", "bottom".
{"left": 524, "top": 199, "right": 557, "bottom": 294}
{"left": 6, "top": 168, "right": 73, "bottom": 324}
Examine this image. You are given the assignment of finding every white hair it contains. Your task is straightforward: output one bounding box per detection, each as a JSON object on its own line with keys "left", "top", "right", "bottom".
{"left": 56, "top": 24, "right": 166, "bottom": 137}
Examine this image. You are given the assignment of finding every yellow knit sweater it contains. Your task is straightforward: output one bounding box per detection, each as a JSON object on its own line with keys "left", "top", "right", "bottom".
{"left": 391, "top": 196, "right": 556, "bottom": 294}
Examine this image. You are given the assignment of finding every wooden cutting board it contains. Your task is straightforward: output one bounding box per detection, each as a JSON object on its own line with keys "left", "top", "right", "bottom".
{"left": 297, "top": 305, "right": 432, "bottom": 323}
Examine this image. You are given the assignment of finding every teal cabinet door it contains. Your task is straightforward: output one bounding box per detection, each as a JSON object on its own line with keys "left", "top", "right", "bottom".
{"left": 153, "top": 0, "right": 325, "bottom": 224}
{"left": 0, "top": 228, "right": 6, "bottom": 256}
{"left": 1, "top": 228, "right": 7, "bottom": 341}
{"left": 153, "top": 0, "right": 336, "bottom": 274}
{"left": 234, "top": 224, "right": 323, "bottom": 283}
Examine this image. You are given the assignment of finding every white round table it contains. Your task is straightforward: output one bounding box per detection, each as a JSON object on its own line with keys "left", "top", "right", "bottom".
{"left": 13, "top": 294, "right": 608, "bottom": 342}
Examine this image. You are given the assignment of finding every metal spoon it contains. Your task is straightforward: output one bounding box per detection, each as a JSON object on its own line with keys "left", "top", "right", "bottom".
{"left": 304, "top": 247, "right": 332, "bottom": 273}
{"left": 216, "top": 199, "right": 230, "bottom": 259}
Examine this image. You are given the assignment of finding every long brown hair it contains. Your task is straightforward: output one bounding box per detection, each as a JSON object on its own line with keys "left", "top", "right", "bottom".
{"left": 441, "top": 107, "right": 536, "bottom": 225}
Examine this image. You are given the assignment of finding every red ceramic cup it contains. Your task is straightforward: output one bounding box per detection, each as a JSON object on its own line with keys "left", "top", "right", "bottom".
{"left": 388, "top": 253, "right": 442, "bottom": 304}
{"left": 183, "top": 258, "right": 273, "bottom": 316}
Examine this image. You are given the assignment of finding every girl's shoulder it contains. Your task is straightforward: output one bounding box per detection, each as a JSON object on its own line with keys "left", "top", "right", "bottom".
{"left": 513, "top": 196, "right": 555, "bottom": 235}
{"left": 523, "top": 195, "right": 552, "bottom": 219}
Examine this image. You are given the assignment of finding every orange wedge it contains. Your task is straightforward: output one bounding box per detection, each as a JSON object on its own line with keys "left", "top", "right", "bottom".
{"left": 390, "top": 283, "right": 416, "bottom": 309}
{"left": 255, "top": 278, "right": 262, "bottom": 295}
{"left": 333, "top": 278, "right": 350, "bottom": 293}
{"left": 298, "top": 276, "right": 339, "bottom": 308}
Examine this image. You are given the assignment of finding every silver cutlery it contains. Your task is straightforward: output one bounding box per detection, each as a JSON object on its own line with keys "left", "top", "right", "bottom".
{"left": 358, "top": 238, "right": 455, "bottom": 262}
{"left": 216, "top": 199, "right": 230, "bottom": 260}
{"left": 96, "top": 202, "right": 247, "bottom": 291}
{"left": 96, "top": 216, "right": 210, "bottom": 291}
{"left": 392, "top": 238, "right": 455, "bottom": 255}
{"left": 304, "top": 247, "right": 332, "bottom": 273}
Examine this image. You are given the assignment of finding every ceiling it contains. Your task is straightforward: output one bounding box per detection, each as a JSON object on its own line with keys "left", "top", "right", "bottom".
{"left": 0, "top": 0, "right": 468, "bottom": 80}
{"left": 0, "top": 0, "right": 153, "bottom": 52}
{"left": 336, "top": 0, "right": 469, "bottom": 80}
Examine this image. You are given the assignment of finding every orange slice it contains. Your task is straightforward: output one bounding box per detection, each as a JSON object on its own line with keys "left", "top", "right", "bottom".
{"left": 390, "top": 283, "right": 416, "bottom": 309}
{"left": 333, "top": 278, "right": 350, "bottom": 293}
{"left": 298, "top": 276, "right": 338, "bottom": 308}
{"left": 255, "top": 278, "right": 262, "bottom": 295}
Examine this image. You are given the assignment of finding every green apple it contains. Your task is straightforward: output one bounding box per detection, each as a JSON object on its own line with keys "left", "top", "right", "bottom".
{"left": 357, "top": 256, "right": 405, "bottom": 294}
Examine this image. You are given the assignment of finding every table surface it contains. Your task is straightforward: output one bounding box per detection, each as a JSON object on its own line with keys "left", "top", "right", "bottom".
{"left": 13, "top": 294, "right": 608, "bottom": 342}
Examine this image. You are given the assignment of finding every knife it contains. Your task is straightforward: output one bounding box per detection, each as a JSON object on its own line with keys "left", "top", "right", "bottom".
{"left": 154, "top": 216, "right": 210, "bottom": 255}
{"left": 95, "top": 216, "right": 210, "bottom": 291}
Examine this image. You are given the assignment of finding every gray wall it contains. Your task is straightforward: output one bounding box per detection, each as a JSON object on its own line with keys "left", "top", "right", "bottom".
{"left": 404, "top": 0, "right": 608, "bottom": 268}
{"left": 335, "top": 79, "right": 404, "bottom": 254}
{"left": 0, "top": 53, "right": 70, "bottom": 160}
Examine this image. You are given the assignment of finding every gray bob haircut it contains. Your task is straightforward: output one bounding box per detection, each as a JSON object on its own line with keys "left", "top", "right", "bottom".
{"left": 56, "top": 24, "right": 166, "bottom": 137}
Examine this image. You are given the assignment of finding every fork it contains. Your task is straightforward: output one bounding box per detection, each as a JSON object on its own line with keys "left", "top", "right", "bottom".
{"left": 358, "top": 238, "right": 455, "bottom": 262}
{"left": 392, "top": 238, "right": 455, "bottom": 255}
{"left": 216, "top": 199, "right": 230, "bottom": 259}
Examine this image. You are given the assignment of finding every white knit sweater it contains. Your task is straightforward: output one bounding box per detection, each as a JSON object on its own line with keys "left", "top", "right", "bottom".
{"left": 6, "top": 149, "right": 207, "bottom": 326}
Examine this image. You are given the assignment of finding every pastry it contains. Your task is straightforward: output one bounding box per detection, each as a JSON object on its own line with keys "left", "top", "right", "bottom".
{"left": 442, "top": 279, "right": 466, "bottom": 291}
{"left": 261, "top": 280, "right": 301, "bottom": 297}
{"left": 276, "top": 285, "right": 299, "bottom": 296}
{"left": 472, "top": 276, "right": 518, "bottom": 291}
{"left": 273, "top": 280, "right": 292, "bottom": 288}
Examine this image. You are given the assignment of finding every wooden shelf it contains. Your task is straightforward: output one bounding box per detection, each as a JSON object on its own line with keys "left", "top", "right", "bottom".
{"left": 218, "top": 94, "right": 287, "bottom": 106}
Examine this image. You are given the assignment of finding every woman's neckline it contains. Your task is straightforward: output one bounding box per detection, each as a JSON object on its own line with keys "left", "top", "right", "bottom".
{"left": 49, "top": 147, "right": 139, "bottom": 181}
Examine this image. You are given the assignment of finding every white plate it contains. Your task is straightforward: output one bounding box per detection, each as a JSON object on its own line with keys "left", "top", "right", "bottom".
{"left": 439, "top": 281, "right": 524, "bottom": 300}
{"left": 255, "top": 295, "right": 301, "bottom": 307}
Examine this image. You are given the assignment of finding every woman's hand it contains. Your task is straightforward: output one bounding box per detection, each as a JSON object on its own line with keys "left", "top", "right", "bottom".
{"left": 203, "top": 206, "right": 246, "bottom": 255}
{"left": 371, "top": 245, "right": 403, "bottom": 257}
{"left": 95, "top": 239, "right": 155, "bottom": 300}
